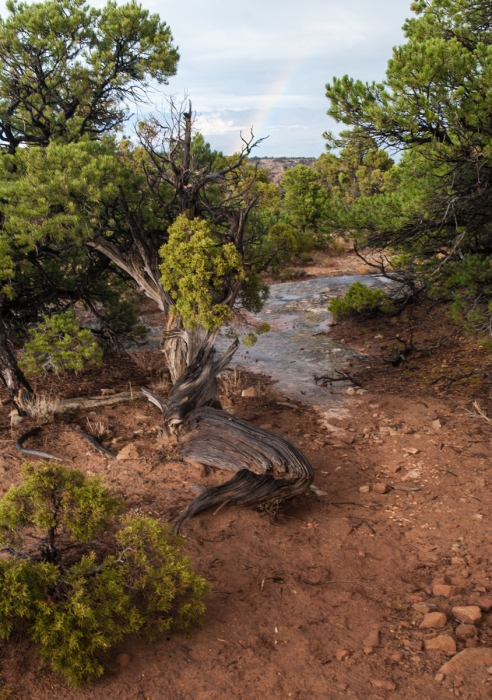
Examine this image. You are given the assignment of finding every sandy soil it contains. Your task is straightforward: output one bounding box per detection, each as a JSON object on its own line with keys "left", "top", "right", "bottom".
{"left": 1, "top": 257, "right": 492, "bottom": 700}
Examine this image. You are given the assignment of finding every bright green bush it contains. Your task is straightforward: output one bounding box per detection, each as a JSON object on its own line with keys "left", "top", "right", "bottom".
{"left": 328, "top": 281, "right": 394, "bottom": 319}
{"left": 0, "top": 463, "right": 209, "bottom": 687}
{"left": 20, "top": 310, "right": 103, "bottom": 375}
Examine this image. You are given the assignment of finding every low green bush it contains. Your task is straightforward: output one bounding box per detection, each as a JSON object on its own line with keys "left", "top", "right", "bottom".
{"left": 20, "top": 310, "right": 103, "bottom": 375}
{"left": 0, "top": 463, "right": 209, "bottom": 687}
{"left": 328, "top": 280, "right": 394, "bottom": 319}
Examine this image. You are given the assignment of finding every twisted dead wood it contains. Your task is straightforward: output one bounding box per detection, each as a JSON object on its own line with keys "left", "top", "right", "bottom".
{"left": 142, "top": 338, "right": 315, "bottom": 533}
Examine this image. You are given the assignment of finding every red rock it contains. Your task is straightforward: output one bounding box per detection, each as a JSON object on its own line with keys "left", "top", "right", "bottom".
{"left": 420, "top": 612, "right": 447, "bottom": 629}
{"left": 439, "top": 648, "right": 492, "bottom": 676}
{"left": 452, "top": 606, "right": 482, "bottom": 626}
{"left": 468, "top": 594, "right": 492, "bottom": 613}
{"left": 466, "top": 638, "right": 478, "bottom": 648}
{"left": 363, "top": 628, "right": 381, "bottom": 648}
{"left": 116, "top": 653, "right": 131, "bottom": 667}
{"left": 455, "top": 624, "right": 476, "bottom": 639}
{"left": 432, "top": 584, "right": 464, "bottom": 598}
{"left": 370, "top": 679, "right": 397, "bottom": 691}
{"left": 401, "top": 638, "right": 423, "bottom": 651}
{"left": 336, "top": 649, "right": 350, "bottom": 661}
{"left": 373, "top": 483, "right": 390, "bottom": 494}
{"left": 391, "top": 653, "right": 403, "bottom": 662}
{"left": 424, "top": 635, "right": 456, "bottom": 653}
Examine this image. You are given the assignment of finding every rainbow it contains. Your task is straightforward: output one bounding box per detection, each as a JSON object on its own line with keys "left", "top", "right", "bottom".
{"left": 232, "top": 57, "right": 305, "bottom": 154}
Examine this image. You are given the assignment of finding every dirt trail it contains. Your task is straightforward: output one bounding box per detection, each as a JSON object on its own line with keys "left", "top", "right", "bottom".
{"left": 0, "top": 256, "right": 492, "bottom": 700}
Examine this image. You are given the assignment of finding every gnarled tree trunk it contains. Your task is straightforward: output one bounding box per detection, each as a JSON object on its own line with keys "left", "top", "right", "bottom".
{"left": 143, "top": 336, "right": 314, "bottom": 533}
{"left": 0, "top": 319, "right": 32, "bottom": 414}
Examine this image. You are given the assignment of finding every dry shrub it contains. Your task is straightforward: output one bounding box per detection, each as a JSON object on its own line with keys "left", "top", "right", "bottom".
{"left": 23, "top": 393, "right": 60, "bottom": 423}
{"left": 85, "top": 418, "right": 107, "bottom": 438}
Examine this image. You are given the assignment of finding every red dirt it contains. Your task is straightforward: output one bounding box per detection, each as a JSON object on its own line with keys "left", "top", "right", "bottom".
{"left": 1, "top": 260, "right": 492, "bottom": 700}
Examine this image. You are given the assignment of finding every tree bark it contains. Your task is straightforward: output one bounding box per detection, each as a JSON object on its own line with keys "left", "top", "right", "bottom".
{"left": 0, "top": 319, "right": 32, "bottom": 413}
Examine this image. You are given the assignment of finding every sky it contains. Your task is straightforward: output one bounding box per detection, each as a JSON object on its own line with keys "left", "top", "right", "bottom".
{"left": 0, "top": 0, "right": 413, "bottom": 157}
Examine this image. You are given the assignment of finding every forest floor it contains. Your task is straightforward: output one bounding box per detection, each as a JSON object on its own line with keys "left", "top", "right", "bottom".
{"left": 1, "top": 252, "right": 492, "bottom": 700}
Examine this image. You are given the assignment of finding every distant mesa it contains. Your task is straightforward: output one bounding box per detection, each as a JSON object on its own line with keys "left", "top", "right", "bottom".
{"left": 250, "top": 157, "right": 316, "bottom": 184}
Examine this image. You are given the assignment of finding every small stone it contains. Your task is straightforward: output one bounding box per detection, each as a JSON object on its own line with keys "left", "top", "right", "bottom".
{"left": 241, "top": 386, "right": 258, "bottom": 398}
{"left": 364, "top": 646, "right": 374, "bottom": 655}
{"left": 359, "top": 485, "right": 370, "bottom": 493}
{"left": 432, "top": 419, "right": 442, "bottom": 429}
{"left": 336, "top": 649, "right": 350, "bottom": 661}
{"left": 455, "top": 624, "right": 477, "bottom": 639}
{"left": 432, "top": 584, "right": 464, "bottom": 598}
{"left": 451, "top": 557, "right": 466, "bottom": 565}
{"left": 487, "top": 666, "right": 492, "bottom": 675}
{"left": 100, "top": 388, "right": 116, "bottom": 396}
{"left": 425, "top": 635, "right": 456, "bottom": 653}
{"left": 440, "top": 648, "right": 492, "bottom": 677}
{"left": 468, "top": 594, "right": 492, "bottom": 613}
{"left": 370, "top": 679, "right": 396, "bottom": 691}
{"left": 116, "top": 443, "right": 142, "bottom": 461}
{"left": 401, "top": 638, "right": 423, "bottom": 652}
{"left": 435, "top": 673, "right": 445, "bottom": 682}
{"left": 363, "top": 628, "right": 381, "bottom": 648}
{"left": 355, "top": 388, "right": 368, "bottom": 395}
{"left": 391, "top": 653, "right": 403, "bottom": 662}
{"left": 420, "top": 612, "right": 447, "bottom": 629}
{"left": 345, "top": 387, "right": 356, "bottom": 395}
{"left": 373, "top": 483, "right": 390, "bottom": 494}
{"left": 403, "top": 447, "right": 420, "bottom": 455}
{"left": 116, "top": 653, "right": 131, "bottom": 667}
{"left": 466, "top": 638, "right": 478, "bottom": 648}
{"left": 412, "top": 602, "right": 432, "bottom": 614}
{"left": 401, "top": 469, "right": 421, "bottom": 481}
{"left": 452, "top": 606, "right": 482, "bottom": 626}
{"left": 472, "top": 513, "right": 484, "bottom": 521}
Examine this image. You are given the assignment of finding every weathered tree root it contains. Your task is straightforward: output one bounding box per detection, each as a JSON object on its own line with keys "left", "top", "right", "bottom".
{"left": 15, "top": 427, "right": 62, "bottom": 461}
{"left": 143, "top": 337, "right": 315, "bottom": 533}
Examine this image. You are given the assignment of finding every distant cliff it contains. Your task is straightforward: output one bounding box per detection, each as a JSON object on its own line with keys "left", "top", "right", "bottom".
{"left": 250, "top": 157, "right": 316, "bottom": 184}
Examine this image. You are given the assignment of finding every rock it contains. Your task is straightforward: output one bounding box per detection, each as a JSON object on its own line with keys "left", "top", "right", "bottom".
{"left": 435, "top": 673, "right": 445, "bottom": 682}
{"left": 364, "top": 646, "right": 374, "bottom": 655}
{"left": 452, "top": 606, "right": 482, "bottom": 626}
{"left": 432, "top": 419, "right": 442, "bottom": 429}
{"left": 391, "top": 652, "right": 403, "bottom": 662}
{"left": 100, "top": 388, "right": 116, "bottom": 396}
{"left": 412, "top": 602, "right": 432, "bottom": 614}
{"left": 355, "top": 388, "right": 368, "bottom": 395}
{"left": 403, "top": 447, "right": 420, "bottom": 455}
{"left": 363, "top": 628, "right": 381, "bottom": 648}
{"left": 468, "top": 594, "right": 492, "bottom": 613}
{"left": 425, "top": 635, "right": 456, "bottom": 653}
{"left": 466, "top": 638, "right": 478, "bottom": 648}
{"left": 420, "top": 612, "right": 447, "bottom": 629}
{"left": 439, "top": 648, "right": 492, "bottom": 676}
{"left": 455, "top": 624, "right": 477, "bottom": 639}
{"left": 401, "top": 638, "right": 423, "bottom": 652}
{"left": 372, "top": 483, "right": 390, "bottom": 494}
{"left": 451, "top": 556, "right": 466, "bottom": 566}
{"left": 116, "top": 443, "right": 143, "bottom": 461}
{"left": 359, "top": 485, "right": 370, "bottom": 493}
{"left": 370, "top": 679, "right": 396, "bottom": 691}
{"left": 432, "top": 584, "right": 464, "bottom": 598}
{"left": 241, "top": 386, "right": 258, "bottom": 398}
{"left": 345, "top": 387, "right": 356, "bottom": 395}
{"left": 116, "top": 653, "right": 131, "bottom": 667}
{"left": 401, "top": 469, "right": 421, "bottom": 481}
{"left": 336, "top": 649, "right": 350, "bottom": 661}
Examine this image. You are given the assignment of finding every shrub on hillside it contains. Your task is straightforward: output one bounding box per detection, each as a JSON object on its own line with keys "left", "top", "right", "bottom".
{"left": 0, "top": 463, "right": 209, "bottom": 687}
{"left": 20, "top": 310, "right": 103, "bottom": 375}
{"left": 328, "top": 281, "right": 394, "bottom": 319}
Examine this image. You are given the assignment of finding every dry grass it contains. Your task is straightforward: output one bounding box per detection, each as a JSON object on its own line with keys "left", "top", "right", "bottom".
{"left": 467, "top": 400, "right": 492, "bottom": 425}
{"left": 85, "top": 417, "right": 108, "bottom": 438}
{"left": 23, "top": 394, "right": 60, "bottom": 423}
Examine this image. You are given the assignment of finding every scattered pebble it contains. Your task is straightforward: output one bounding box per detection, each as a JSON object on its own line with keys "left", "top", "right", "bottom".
{"left": 336, "top": 649, "right": 350, "bottom": 661}
{"left": 425, "top": 635, "right": 456, "bottom": 653}
{"left": 359, "top": 485, "right": 370, "bottom": 493}
{"left": 370, "top": 679, "right": 396, "bottom": 691}
{"left": 363, "top": 628, "right": 381, "bottom": 648}
{"left": 241, "top": 386, "right": 259, "bottom": 398}
{"left": 116, "top": 653, "right": 131, "bottom": 667}
{"left": 372, "top": 483, "right": 390, "bottom": 494}
{"left": 468, "top": 594, "right": 492, "bottom": 613}
{"left": 432, "top": 584, "right": 464, "bottom": 598}
{"left": 455, "top": 624, "right": 477, "bottom": 640}
{"left": 420, "top": 612, "right": 447, "bottom": 629}
{"left": 452, "top": 606, "right": 482, "bottom": 626}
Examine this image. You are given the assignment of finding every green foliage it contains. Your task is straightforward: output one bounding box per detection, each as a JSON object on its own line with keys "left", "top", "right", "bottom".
{"left": 0, "top": 463, "right": 209, "bottom": 687}
{"left": 20, "top": 310, "right": 103, "bottom": 375}
{"left": 159, "top": 215, "right": 244, "bottom": 330}
{"left": 328, "top": 281, "right": 394, "bottom": 319}
{"left": 280, "top": 165, "right": 329, "bottom": 237}
{"left": 0, "top": 0, "right": 178, "bottom": 149}
{"left": 241, "top": 332, "right": 258, "bottom": 347}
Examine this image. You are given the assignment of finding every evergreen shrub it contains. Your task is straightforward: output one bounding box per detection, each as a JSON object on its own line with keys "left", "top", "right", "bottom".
{"left": 328, "top": 281, "right": 394, "bottom": 319}
{"left": 0, "top": 463, "right": 209, "bottom": 687}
